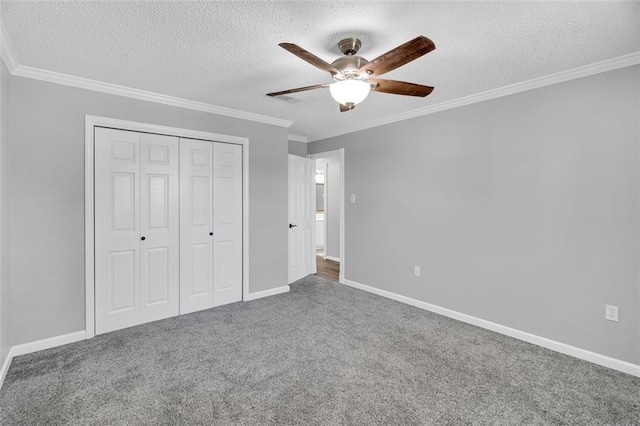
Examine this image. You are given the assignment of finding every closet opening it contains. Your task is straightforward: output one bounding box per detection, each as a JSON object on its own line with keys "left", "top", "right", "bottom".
{"left": 84, "top": 115, "right": 249, "bottom": 338}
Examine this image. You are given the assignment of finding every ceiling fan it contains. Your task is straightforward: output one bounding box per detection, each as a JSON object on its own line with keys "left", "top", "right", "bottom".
{"left": 267, "top": 36, "right": 436, "bottom": 112}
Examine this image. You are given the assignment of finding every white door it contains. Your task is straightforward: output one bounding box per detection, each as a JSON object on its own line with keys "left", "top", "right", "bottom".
{"left": 212, "top": 142, "right": 243, "bottom": 307}
{"left": 179, "top": 139, "right": 214, "bottom": 314}
{"left": 95, "top": 128, "right": 179, "bottom": 334}
{"left": 180, "top": 139, "right": 243, "bottom": 313}
{"left": 288, "top": 154, "right": 315, "bottom": 283}
{"left": 139, "top": 133, "right": 179, "bottom": 323}
{"left": 95, "top": 128, "right": 141, "bottom": 334}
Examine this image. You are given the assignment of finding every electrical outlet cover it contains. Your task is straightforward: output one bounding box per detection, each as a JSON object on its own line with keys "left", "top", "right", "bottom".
{"left": 605, "top": 305, "right": 619, "bottom": 322}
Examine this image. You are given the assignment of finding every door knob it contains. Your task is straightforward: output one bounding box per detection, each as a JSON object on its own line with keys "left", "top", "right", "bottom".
{"left": 289, "top": 224, "right": 297, "bottom": 229}
{"left": 209, "top": 232, "right": 213, "bottom": 236}
{"left": 141, "top": 236, "right": 146, "bottom": 241}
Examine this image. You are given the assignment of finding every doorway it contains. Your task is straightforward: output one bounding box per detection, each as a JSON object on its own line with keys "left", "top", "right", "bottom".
{"left": 309, "top": 149, "right": 344, "bottom": 283}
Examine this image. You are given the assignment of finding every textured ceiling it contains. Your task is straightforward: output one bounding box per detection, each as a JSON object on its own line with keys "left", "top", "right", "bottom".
{"left": 1, "top": 1, "right": 639, "bottom": 141}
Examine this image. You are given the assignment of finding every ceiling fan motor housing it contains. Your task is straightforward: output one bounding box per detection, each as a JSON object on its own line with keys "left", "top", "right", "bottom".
{"left": 332, "top": 38, "right": 369, "bottom": 78}
{"left": 331, "top": 55, "right": 369, "bottom": 78}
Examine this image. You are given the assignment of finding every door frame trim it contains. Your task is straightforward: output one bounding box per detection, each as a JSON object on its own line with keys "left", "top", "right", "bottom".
{"left": 84, "top": 115, "right": 250, "bottom": 339}
{"left": 322, "top": 162, "right": 328, "bottom": 259}
{"left": 308, "top": 148, "right": 345, "bottom": 283}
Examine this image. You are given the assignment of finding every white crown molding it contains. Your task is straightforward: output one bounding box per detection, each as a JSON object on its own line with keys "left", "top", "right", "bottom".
{"left": 0, "top": 23, "right": 292, "bottom": 129}
{"left": 287, "top": 134, "right": 308, "bottom": 143}
{"left": 309, "top": 51, "right": 640, "bottom": 142}
{"left": 11, "top": 65, "right": 292, "bottom": 127}
{"left": 2, "top": 15, "right": 638, "bottom": 144}
{"left": 341, "top": 278, "right": 640, "bottom": 377}
{"left": 0, "top": 18, "right": 17, "bottom": 73}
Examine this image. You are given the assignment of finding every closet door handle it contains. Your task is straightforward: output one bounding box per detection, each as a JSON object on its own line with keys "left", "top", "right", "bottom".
{"left": 140, "top": 236, "right": 146, "bottom": 241}
{"left": 289, "top": 224, "right": 297, "bottom": 229}
{"left": 209, "top": 232, "right": 213, "bottom": 236}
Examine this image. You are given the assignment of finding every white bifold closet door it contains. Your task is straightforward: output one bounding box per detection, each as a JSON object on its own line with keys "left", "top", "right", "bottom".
{"left": 179, "top": 138, "right": 243, "bottom": 314}
{"left": 94, "top": 128, "right": 179, "bottom": 335}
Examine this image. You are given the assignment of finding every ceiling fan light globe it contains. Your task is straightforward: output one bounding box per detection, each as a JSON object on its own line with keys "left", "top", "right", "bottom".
{"left": 329, "top": 80, "right": 370, "bottom": 106}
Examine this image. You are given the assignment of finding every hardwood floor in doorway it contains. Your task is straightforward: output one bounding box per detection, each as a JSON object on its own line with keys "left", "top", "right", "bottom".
{"left": 316, "top": 255, "right": 339, "bottom": 282}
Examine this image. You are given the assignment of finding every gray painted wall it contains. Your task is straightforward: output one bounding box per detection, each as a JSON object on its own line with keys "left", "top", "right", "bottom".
{"left": 325, "top": 157, "right": 341, "bottom": 260}
{"left": 315, "top": 184, "right": 324, "bottom": 213}
{"left": 309, "top": 65, "right": 640, "bottom": 364}
{"left": 288, "top": 140, "right": 307, "bottom": 157}
{"left": 9, "top": 76, "right": 288, "bottom": 346}
{"left": 0, "top": 60, "right": 10, "bottom": 361}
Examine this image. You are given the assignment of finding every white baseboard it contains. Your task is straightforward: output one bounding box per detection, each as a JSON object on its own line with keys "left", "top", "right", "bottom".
{"left": 325, "top": 256, "right": 340, "bottom": 263}
{"left": 0, "top": 330, "right": 87, "bottom": 389}
{"left": 245, "top": 285, "right": 290, "bottom": 301}
{"left": 0, "top": 284, "right": 289, "bottom": 389}
{"left": 0, "top": 349, "right": 12, "bottom": 389}
{"left": 11, "top": 330, "right": 87, "bottom": 357}
{"left": 342, "top": 278, "right": 640, "bottom": 377}
{"left": 1, "top": 284, "right": 290, "bottom": 389}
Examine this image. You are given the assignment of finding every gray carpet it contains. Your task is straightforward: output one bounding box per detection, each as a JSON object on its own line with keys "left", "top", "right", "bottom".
{"left": 1, "top": 275, "right": 638, "bottom": 425}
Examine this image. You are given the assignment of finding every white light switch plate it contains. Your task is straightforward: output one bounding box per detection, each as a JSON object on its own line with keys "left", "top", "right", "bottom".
{"left": 605, "top": 305, "right": 619, "bottom": 322}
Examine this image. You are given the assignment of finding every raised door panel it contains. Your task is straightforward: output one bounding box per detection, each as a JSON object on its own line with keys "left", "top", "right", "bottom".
{"left": 190, "top": 176, "right": 211, "bottom": 226}
{"left": 212, "top": 143, "right": 242, "bottom": 307}
{"left": 95, "top": 127, "right": 141, "bottom": 334}
{"left": 190, "top": 243, "right": 211, "bottom": 295}
{"left": 146, "top": 247, "right": 169, "bottom": 303}
{"left": 179, "top": 138, "right": 214, "bottom": 314}
{"left": 111, "top": 174, "right": 136, "bottom": 230}
{"left": 140, "top": 133, "right": 179, "bottom": 323}
{"left": 109, "top": 250, "right": 137, "bottom": 311}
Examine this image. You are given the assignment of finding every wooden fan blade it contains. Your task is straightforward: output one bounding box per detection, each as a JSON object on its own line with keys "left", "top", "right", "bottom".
{"left": 266, "top": 84, "right": 327, "bottom": 97}
{"left": 279, "top": 43, "right": 340, "bottom": 75}
{"left": 369, "top": 79, "right": 434, "bottom": 97}
{"left": 358, "top": 36, "right": 435, "bottom": 77}
{"left": 339, "top": 104, "right": 354, "bottom": 112}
